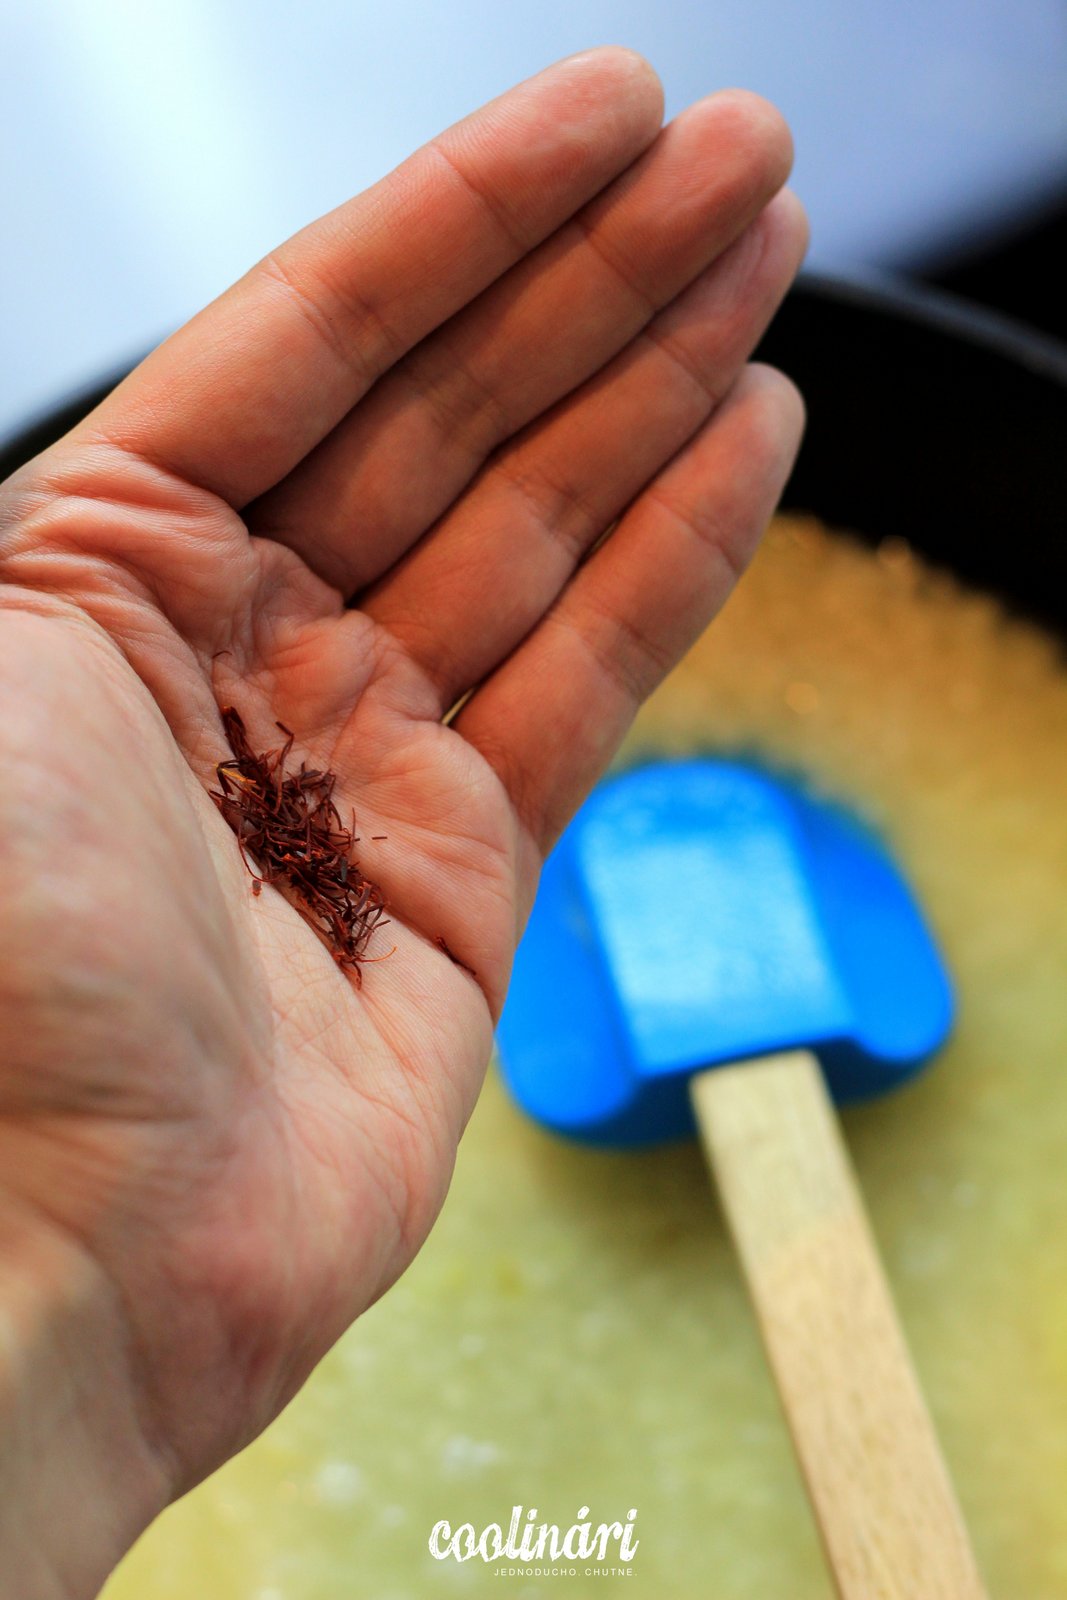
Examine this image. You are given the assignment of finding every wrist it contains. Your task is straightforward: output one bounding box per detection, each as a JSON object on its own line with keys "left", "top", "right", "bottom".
{"left": 0, "top": 1204, "right": 172, "bottom": 1599}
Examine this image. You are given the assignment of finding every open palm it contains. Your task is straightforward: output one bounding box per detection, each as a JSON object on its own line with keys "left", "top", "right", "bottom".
{"left": 0, "top": 47, "right": 804, "bottom": 1552}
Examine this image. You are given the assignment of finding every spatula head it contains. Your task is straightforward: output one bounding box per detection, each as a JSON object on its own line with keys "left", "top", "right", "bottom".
{"left": 496, "top": 760, "right": 954, "bottom": 1145}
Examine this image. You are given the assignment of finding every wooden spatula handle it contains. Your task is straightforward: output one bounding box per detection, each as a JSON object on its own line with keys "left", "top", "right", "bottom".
{"left": 690, "top": 1049, "right": 987, "bottom": 1600}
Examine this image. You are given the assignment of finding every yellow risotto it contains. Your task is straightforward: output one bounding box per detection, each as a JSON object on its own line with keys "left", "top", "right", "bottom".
{"left": 104, "top": 514, "right": 1067, "bottom": 1600}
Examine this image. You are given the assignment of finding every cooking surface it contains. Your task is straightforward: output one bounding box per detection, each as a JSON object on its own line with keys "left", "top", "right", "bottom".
{"left": 104, "top": 515, "right": 1067, "bottom": 1598}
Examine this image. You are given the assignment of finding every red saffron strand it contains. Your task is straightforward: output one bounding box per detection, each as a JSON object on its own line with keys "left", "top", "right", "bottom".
{"left": 210, "top": 705, "right": 391, "bottom": 982}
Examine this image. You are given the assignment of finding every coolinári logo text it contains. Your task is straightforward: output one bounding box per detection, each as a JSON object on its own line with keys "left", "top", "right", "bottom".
{"left": 429, "top": 1504, "right": 638, "bottom": 1577}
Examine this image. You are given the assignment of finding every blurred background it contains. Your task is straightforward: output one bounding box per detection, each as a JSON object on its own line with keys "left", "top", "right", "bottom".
{"left": 2, "top": 0, "right": 1067, "bottom": 442}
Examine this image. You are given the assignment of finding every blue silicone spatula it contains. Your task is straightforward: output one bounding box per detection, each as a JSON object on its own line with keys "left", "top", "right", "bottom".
{"left": 497, "top": 759, "right": 988, "bottom": 1599}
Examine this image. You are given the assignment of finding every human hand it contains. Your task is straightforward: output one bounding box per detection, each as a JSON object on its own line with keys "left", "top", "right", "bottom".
{"left": 0, "top": 47, "right": 805, "bottom": 1596}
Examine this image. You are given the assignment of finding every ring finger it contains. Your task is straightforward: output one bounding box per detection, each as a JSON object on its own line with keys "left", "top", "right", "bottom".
{"left": 360, "top": 187, "right": 807, "bottom": 713}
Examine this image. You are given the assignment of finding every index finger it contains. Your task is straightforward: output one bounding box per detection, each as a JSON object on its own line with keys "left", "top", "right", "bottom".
{"left": 72, "top": 48, "right": 664, "bottom": 509}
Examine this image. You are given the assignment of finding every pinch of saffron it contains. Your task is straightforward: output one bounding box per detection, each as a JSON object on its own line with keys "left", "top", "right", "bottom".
{"left": 209, "top": 705, "right": 390, "bottom": 983}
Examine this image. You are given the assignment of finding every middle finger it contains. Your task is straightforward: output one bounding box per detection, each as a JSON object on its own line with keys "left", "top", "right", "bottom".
{"left": 248, "top": 90, "right": 793, "bottom": 596}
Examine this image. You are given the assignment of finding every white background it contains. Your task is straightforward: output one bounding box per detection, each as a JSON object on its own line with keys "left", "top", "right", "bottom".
{"left": 3, "top": 0, "right": 1066, "bottom": 439}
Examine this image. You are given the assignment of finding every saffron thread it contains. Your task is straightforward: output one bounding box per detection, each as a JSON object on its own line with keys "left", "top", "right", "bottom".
{"left": 210, "top": 705, "right": 392, "bottom": 982}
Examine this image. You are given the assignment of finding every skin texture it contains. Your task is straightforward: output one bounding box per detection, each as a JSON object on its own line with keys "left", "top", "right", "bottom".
{"left": 0, "top": 48, "right": 806, "bottom": 1598}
